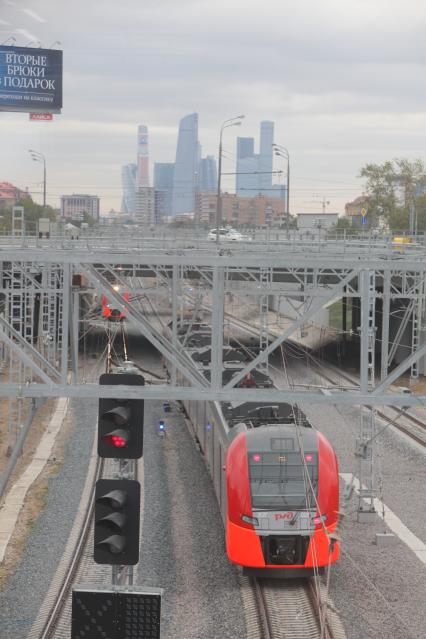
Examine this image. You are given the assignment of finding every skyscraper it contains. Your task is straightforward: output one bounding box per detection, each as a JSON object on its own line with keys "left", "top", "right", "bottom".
{"left": 235, "top": 122, "right": 275, "bottom": 197}
{"left": 172, "top": 113, "right": 199, "bottom": 216}
{"left": 121, "top": 163, "right": 137, "bottom": 214}
{"left": 154, "top": 162, "right": 175, "bottom": 221}
{"left": 236, "top": 137, "right": 258, "bottom": 197}
{"left": 198, "top": 155, "right": 217, "bottom": 191}
{"left": 137, "top": 124, "right": 149, "bottom": 187}
{"left": 258, "top": 121, "right": 274, "bottom": 195}
{"left": 154, "top": 163, "right": 175, "bottom": 191}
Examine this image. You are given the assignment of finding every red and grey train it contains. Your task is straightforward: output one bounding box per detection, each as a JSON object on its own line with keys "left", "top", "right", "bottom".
{"left": 101, "top": 290, "right": 129, "bottom": 321}
{"left": 167, "top": 327, "right": 340, "bottom": 576}
{"left": 224, "top": 404, "right": 339, "bottom": 576}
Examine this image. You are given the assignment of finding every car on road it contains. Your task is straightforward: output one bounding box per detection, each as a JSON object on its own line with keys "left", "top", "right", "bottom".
{"left": 208, "top": 227, "right": 251, "bottom": 242}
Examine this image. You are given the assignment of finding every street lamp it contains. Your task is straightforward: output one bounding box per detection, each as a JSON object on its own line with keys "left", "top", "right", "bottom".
{"left": 29, "top": 150, "right": 46, "bottom": 210}
{"left": 216, "top": 115, "right": 245, "bottom": 244}
{"left": 272, "top": 143, "right": 290, "bottom": 236}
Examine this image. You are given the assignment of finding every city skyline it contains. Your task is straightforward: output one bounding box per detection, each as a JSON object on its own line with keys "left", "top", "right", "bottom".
{"left": 1, "top": 0, "right": 425, "bottom": 216}
{"left": 121, "top": 117, "right": 221, "bottom": 218}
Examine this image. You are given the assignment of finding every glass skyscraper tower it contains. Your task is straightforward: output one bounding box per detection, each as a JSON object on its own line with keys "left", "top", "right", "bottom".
{"left": 236, "top": 121, "right": 275, "bottom": 197}
{"left": 121, "top": 163, "right": 137, "bottom": 214}
{"left": 198, "top": 155, "right": 217, "bottom": 191}
{"left": 172, "top": 113, "right": 199, "bottom": 216}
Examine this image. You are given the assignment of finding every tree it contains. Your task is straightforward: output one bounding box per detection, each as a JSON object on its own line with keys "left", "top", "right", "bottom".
{"left": 333, "top": 217, "right": 352, "bottom": 230}
{"left": 359, "top": 161, "right": 398, "bottom": 220}
{"left": 359, "top": 158, "right": 426, "bottom": 230}
{"left": 1, "top": 197, "right": 57, "bottom": 233}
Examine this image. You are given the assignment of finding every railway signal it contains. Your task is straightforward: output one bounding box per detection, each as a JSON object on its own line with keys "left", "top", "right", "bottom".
{"left": 94, "top": 478, "right": 140, "bottom": 565}
{"left": 72, "top": 586, "right": 162, "bottom": 639}
{"left": 98, "top": 373, "right": 145, "bottom": 458}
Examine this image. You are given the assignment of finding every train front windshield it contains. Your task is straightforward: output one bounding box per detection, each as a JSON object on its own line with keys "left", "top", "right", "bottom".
{"left": 248, "top": 451, "right": 318, "bottom": 510}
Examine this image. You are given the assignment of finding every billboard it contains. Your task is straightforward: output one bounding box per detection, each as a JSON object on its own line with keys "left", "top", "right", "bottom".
{"left": 0, "top": 45, "right": 62, "bottom": 114}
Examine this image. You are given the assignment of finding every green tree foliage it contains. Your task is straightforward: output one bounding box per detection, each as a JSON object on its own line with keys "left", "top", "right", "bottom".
{"left": 71, "top": 212, "right": 96, "bottom": 228}
{"left": 359, "top": 158, "right": 426, "bottom": 231}
{"left": 334, "top": 217, "right": 352, "bottom": 230}
{"left": 0, "top": 197, "right": 57, "bottom": 233}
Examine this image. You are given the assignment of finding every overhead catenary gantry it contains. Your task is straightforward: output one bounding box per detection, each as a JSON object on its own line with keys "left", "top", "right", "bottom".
{"left": 0, "top": 239, "right": 425, "bottom": 407}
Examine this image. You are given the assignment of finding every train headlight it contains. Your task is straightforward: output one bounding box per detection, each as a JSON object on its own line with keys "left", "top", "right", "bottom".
{"left": 241, "top": 515, "right": 259, "bottom": 526}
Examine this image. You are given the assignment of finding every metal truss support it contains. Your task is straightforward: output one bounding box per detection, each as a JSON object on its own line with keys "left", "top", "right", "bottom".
{"left": 171, "top": 264, "right": 179, "bottom": 386}
{"left": 224, "top": 270, "right": 357, "bottom": 389}
{"left": 70, "top": 290, "right": 80, "bottom": 382}
{"left": 0, "top": 316, "right": 60, "bottom": 381}
{"left": 5, "top": 260, "right": 37, "bottom": 445}
{"left": 0, "top": 382, "right": 423, "bottom": 406}
{"left": 79, "top": 264, "right": 208, "bottom": 389}
{"left": 372, "top": 341, "right": 426, "bottom": 396}
{"left": 410, "top": 272, "right": 425, "bottom": 382}
{"left": 357, "top": 270, "right": 376, "bottom": 521}
{"left": 211, "top": 266, "right": 225, "bottom": 389}
{"left": 61, "top": 263, "right": 71, "bottom": 383}
{"left": 1, "top": 245, "right": 426, "bottom": 412}
{"left": 380, "top": 269, "right": 391, "bottom": 381}
{"left": 387, "top": 300, "right": 414, "bottom": 366}
{"left": 259, "top": 267, "right": 270, "bottom": 373}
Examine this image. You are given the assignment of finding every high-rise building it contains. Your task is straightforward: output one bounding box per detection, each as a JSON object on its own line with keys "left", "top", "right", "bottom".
{"left": 154, "top": 190, "right": 167, "bottom": 225}
{"left": 172, "top": 113, "right": 199, "bottom": 216}
{"left": 236, "top": 137, "right": 258, "bottom": 197}
{"left": 154, "top": 162, "right": 175, "bottom": 191}
{"left": 121, "top": 163, "right": 137, "bottom": 214}
{"left": 198, "top": 155, "right": 217, "bottom": 191}
{"left": 154, "top": 162, "right": 174, "bottom": 222}
{"left": 137, "top": 124, "right": 149, "bottom": 187}
{"left": 235, "top": 122, "right": 275, "bottom": 197}
{"left": 60, "top": 194, "right": 100, "bottom": 221}
{"left": 258, "top": 121, "right": 274, "bottom": 195}
{"left": 135, "top": 187, "right": 155, "bottom": 225}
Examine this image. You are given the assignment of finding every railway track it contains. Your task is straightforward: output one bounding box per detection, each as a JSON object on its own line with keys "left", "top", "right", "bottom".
{"left": 28, "top": 453, "right": 138, "bottom": 639}
{"left": 310, "top": 362, "right": 426, "bottom": 448}
{"left": 248, "top": 576, "right": 346, "bottom": 639}
{"left": 197, "top": 303, "right": 426, "bottom": 446}
{"left": 26, "top": 347, "right": 135, "bottom": 639}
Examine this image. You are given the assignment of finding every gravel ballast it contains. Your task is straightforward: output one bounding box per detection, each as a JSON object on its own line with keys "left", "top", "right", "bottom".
{"left": 281, "top": 353, "right": 426, "bottom": 639}
{"left": 0, "top": 398, "right": 97, "bottom": 639}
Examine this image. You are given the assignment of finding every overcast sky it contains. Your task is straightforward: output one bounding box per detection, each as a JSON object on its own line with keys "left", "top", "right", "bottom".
{"left": 1, "top": 0, "right": 426, "bottom": 214}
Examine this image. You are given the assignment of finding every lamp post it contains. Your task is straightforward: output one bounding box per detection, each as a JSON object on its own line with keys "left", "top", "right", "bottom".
{"left": 272, "top": 144, "right": 290, "bottom": 237}
{"left": 29, "top": 150, "right": 46, "bottom": 210}
{"left": 216, "top": 115, "right": 245, "bottom": 244}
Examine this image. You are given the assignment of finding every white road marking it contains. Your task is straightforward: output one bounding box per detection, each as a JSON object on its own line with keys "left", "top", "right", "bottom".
{"left": 340, "top": 473, "right": 426, "bottom": 567}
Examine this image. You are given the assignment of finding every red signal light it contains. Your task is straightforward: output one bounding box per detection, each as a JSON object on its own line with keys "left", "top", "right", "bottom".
{"left": 305, "top": 454, "right": 313, "bottom": 462}
{"left": 252, "top": 454, "right": 261, "bottom": 462}
{"left": 103, "top": 429, "right": 129, "bottom": 449}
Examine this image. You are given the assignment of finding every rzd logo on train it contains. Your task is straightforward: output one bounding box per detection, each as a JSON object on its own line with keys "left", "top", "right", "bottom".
{"left": 274, "top": 512, "right": 294, "bottom": 521}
